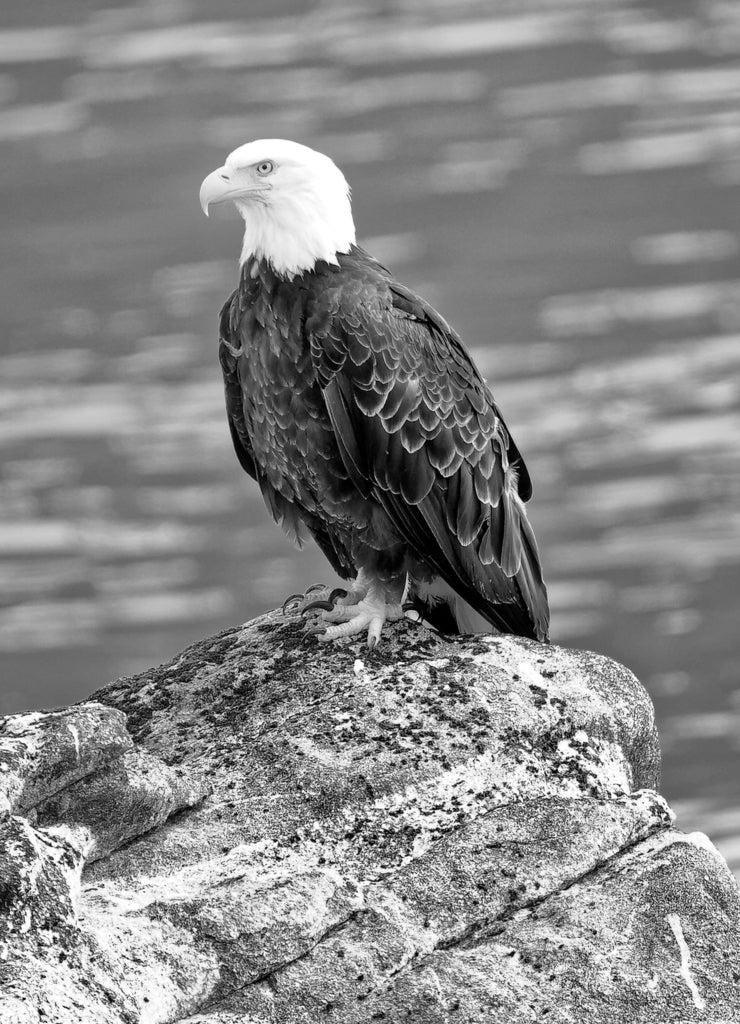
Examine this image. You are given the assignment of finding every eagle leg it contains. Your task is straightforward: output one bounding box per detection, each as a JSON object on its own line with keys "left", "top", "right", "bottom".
{"left": 315, "top": 575, "right": 405, "bottom": 649}
{"left": 333, "top": 568, "right": 370, "bottom": 608}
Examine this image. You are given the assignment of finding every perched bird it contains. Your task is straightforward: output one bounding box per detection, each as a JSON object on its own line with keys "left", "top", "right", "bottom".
{"left": 200, "top": 139, "right": 549, "bottom": 647}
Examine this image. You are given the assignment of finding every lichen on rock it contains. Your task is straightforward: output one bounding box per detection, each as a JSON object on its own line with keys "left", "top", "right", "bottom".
{"left": 1, "top": 609, "right": 738, "bottom": 1023}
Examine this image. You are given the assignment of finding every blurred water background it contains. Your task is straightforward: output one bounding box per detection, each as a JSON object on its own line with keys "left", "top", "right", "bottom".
{"left": 1, "top": 0, "right": 739, "bottom": 870}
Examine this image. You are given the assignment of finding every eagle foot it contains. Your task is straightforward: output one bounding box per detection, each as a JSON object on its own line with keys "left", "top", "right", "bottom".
{"left": 315, "top": 595, "right": 405, "bottom": 649}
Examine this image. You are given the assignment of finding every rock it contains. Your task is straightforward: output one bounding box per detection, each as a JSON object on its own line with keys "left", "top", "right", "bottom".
{"left": 35, "top": 747, "right": 209, "bottom": 863}
{"left": 0, "top": 703, "right": 132, "bottom": 816}
{"left": 1, "top": 610, "right": 739, "bottom": 1023}
{"left": 0, "top": 815, "right": 84, "bottom": 945}
{"left": 0, "top": 702, "right": 209, "bottom": 1023}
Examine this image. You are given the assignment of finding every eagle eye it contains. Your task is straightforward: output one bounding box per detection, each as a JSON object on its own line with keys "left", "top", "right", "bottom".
{"left": 256, "top": 160, "right": 274, "bottom": 176}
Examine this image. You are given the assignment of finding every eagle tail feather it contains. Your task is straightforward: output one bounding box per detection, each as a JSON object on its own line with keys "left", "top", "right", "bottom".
{"left": 511, "top": 501, "right": 550, "bottom": 642}
{"left": 408, "top": 484, "right": 549, "bottom": 641}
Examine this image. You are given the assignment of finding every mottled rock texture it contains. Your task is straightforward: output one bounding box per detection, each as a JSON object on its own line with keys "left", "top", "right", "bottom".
{"left": 1, "top": 610, "right": 739, "bottom": 1023}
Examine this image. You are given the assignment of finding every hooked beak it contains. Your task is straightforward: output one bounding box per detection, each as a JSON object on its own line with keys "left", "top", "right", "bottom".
{"left": 199, "top": 167, "right": 268, "bottom": 216}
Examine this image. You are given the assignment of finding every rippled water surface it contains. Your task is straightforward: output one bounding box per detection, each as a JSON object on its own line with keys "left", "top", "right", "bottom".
{"left": 1, "top": 0, "right": 739, "bottom": 869}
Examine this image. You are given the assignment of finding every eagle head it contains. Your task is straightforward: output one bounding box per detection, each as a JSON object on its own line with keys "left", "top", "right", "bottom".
{"left": 199, "top": 139, "right": 356, "bottom": 278}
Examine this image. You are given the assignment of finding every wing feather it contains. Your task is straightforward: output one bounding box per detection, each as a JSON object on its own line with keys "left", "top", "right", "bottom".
{"left": 220, "top": 289, "right": 356, "bottom": 581}
{"left": 310, "top": 261, "right": 549, "bottom": 641}
{"left": 219, "top": 294, "right": 258, "bottom": 480}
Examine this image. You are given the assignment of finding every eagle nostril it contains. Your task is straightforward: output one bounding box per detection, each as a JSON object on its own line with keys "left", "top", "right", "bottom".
{"left": 219, "top": 173, "right": 230, "bottom": 182}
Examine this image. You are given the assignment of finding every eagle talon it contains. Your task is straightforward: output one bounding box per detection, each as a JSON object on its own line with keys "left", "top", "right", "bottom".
{"left": 316, "top": 587, "right": 404, "bottom": 646}
{"left": 300, "top": 599, "right": 335, "bottom": 615}
{"left": 283, "top": 584, "right": 347, "bottom": 619}
{"left": 283, "top": 578, "right": 372, "bottom": 623}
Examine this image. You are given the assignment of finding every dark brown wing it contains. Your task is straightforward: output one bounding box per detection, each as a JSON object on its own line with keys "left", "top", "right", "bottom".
{"left": 307, "top": 253, "right": 549, "bottom": 641}
{"left": 219, "top": 294, "right": 258, "bottom": 479}
{"left": 218, "top": 293, "right": 355, "bottom": 580}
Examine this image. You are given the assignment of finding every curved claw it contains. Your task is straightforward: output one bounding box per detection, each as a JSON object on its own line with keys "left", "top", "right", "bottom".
{"left": 329, "top": 588, "right": 348, "bottom": 603}
{"left": 282, "top": 593, "right": 305, "bottom": 615}
{"left": 305, "top": 582, "right": 328, "bottom": 595}
{"left": 300, "top": 599, "right": 335, "bottom": 616}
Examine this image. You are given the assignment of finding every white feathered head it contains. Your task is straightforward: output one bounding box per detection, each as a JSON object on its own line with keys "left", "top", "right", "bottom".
{"left": 199, "top": 139, "right": 356, "bottom": 277}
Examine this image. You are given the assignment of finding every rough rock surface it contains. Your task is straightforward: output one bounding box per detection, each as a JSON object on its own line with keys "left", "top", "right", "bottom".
{"left": 1, "top": 610, "right": 739, "bottom": 1023}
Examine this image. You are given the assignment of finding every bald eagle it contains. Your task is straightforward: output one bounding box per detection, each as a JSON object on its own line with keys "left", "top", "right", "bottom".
{"left": 200, "top": 140, "right": 549, "bottom": 647}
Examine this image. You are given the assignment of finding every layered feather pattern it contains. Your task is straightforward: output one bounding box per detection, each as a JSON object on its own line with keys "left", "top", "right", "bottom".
{"left": 218, "top": 246, "right": 549, "bottom": 641}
